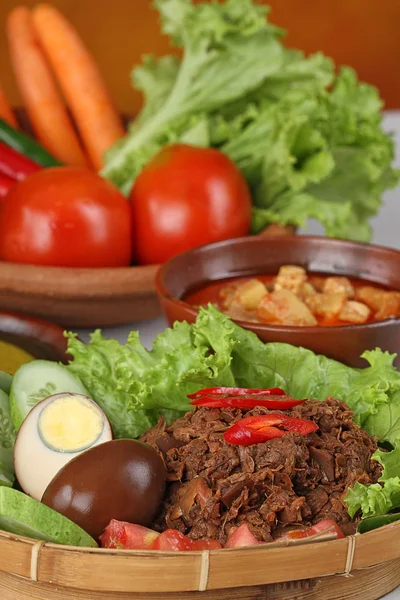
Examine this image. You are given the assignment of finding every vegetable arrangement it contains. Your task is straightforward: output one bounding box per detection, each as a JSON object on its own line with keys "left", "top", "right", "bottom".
{"left": 0, "top": 307, "right": 399, "bottom": 548}
{"left": 103, "top": 0, "right": 399, "bottom": 242}
{"left": 63, "top": 306, "right": 400, "bottom": 524}
{"left": 0, "top": 0, "right": 398, "bottom": 270}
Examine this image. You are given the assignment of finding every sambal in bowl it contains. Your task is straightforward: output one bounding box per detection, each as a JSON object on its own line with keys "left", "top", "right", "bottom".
{"left": 155, "top": 236, "right": 400, "bottom": 368}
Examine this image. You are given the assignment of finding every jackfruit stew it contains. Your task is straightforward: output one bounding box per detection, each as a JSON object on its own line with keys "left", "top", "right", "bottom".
{"left": 184, "top": 266, "right": 400, "bottom": 327}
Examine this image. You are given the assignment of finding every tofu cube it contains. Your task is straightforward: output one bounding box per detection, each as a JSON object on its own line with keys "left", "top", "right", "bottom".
{"left": 233, "top": 279, "right": 267, "bottom": 310}
{"left": 339, "top": 300, "right": 371, "bottom": 324}
{"left": 375, "top": 294, "right": 400, "bottom": 320}
{"left": 300, "top": 282, "right": 317, "bottom": 299}
{"left": 219, "top": 284, "right": 238, "bottom": 309}
{"left": 306, "top": 292, "right": 345, "bottom": 319}
{"left": 356, "top": 286, "right": 400, "bottom": 319}
{"left": 323, "top": 277, "right": 355, "bottom": 298}
{"left": 274, "top": 265, "right": 307, "bottom": 295}
{"left": 257, "top": 289, "right": 317, "bottom": 326}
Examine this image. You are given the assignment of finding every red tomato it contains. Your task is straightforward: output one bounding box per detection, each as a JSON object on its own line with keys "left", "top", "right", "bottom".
{"left": 190, "top": 538, "right": 222, "bottom": 550}
{"left": 152, "top": 529, "right": 193, "bottom": 551}
{"left": 100, "top": 520, "right": 159, "bottom": 550}
{"left": 310, "top": 520, "right": 345, "bottom": 539}
{"left": 130, "top": 144, "right": 252, "bottom": 265}
{"left": 0, "top": 167, "right": 132, "bottom": 267}
{"left": 224, "top": 524, "right": 261, "bottom": 549}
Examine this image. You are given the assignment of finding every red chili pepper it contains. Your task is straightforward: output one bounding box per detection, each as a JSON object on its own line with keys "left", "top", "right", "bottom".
{"left": 0, "top": 172, "right": 15, "bottom": 198}
{"left": 187, "top": 387, "right": 286, "bottom": 399}
{"left": 224, "top": 413, "right": 319, "bottom": 446}
{"left": 0, "top": 141, "right": 41, "bottom": 181}
{"left": 187, "top": 386, "right": 305, "bottom": 410}
{"left": 189, "top": 395, "right": 305, "bottom": 410}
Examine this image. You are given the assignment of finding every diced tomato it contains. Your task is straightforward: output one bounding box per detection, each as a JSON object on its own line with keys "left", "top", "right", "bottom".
{"left": 278, "top": 529, "right": 310, "bottom": 541}
{"left": 190, "top": 538, "right": 223, "bottom": 550}
{"left": 224, "top": 524, "right": 262, "bottom": 548}
{"left": 152, "top": 529, "right": 193, "bottom": 551}
{"left": 99, "top": 519, "right": 159, "bottom": 550}
{"left": 310, "top": 519, "right": 345, "bottom": 539}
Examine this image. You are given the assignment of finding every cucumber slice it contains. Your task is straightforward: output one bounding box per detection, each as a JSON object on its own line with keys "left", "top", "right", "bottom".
{"left": 0, "top": 487, "right": 97, "bottom": 547}
{"left": 9, "top": 361, "right": 88, "bottom": 430}
{"left": 0, "top": 461, "right": 14, "bottom": 488}
{"left": 0, "top": 370, "right": 12, "bottom": 395}
{"left": 0, "top": 390, "right": 15, "bottom": 472}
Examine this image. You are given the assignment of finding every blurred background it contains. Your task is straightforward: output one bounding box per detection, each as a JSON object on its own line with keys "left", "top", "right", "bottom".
{"left": 0, "top": 0, "right": 399, "bottom": 114}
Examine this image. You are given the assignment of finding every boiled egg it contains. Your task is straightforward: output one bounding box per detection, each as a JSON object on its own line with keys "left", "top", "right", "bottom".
{"left": 14, "top": 393, "right": 112, "bottom": 501}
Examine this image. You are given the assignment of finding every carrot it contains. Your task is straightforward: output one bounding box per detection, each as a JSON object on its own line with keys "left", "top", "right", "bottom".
{"left": 32, "top": 4, "right": 125, "bottom": 170}
{"left": 0, "top": 85, "right": 18, "bottom": 129}
{"left": 6, "top": 7, "right": 89, "bottom": 167}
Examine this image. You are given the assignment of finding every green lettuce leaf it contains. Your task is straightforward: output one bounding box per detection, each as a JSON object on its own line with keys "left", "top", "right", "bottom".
{"left": 102, "top": 0, "right": 398, "bottom": 240}
{"left": 345, "top": 479, "right": 400, "bottom": 519}
{"left": 345, "top": 445, "right": 400, "bottom": 518}
{"left": 66, "top": 314, "right": 236, "bottom": 438}
{"left": 229, "top": 68, "right": 399, "bottom": 241}
{"left": 102, "top": 0, "right": 285, "bottom": 193}
{"left": 67, "top": 306, "right": 400, "bottom": 445}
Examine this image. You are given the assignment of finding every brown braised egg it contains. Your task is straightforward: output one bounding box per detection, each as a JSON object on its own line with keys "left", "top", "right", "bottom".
{"left": 41, "top": 439, "right": 166, "bottom": 540}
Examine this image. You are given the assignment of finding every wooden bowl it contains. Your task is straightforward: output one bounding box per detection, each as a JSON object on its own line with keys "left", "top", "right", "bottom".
{"left": 0, "top": 230, "right": 293, "bottom": 328}
{"left": 0, "top": 520, "right": 400, "bottom": 599}
{"left": 0, "top": 311, "right": 68, "bottom": 364}
{"left": 156, "top": 235, "right": 400, "bottom": 368}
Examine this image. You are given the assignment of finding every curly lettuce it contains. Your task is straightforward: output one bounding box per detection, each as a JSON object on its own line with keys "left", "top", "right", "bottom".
{"left": 102, "top": 0, "right": 399, "bottom": 240}
{"left": 67, "top": 306, "right": 400, "bottom": 444}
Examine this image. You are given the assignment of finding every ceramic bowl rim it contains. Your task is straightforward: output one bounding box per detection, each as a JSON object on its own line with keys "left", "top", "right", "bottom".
{"left": 156, "top": 235, "right": 400, "bottom": 334}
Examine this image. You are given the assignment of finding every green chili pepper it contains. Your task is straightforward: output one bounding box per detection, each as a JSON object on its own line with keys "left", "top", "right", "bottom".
{"left": 0, "top": 119, "right": 61, "bottom": 168}
{"left": 357, "top": 512, "right": 400, "bottom": 534}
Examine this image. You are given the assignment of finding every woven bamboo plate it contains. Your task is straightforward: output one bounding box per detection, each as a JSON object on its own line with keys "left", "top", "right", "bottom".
{"left": 0, "top": 520, "right": 399, "bottom": 599}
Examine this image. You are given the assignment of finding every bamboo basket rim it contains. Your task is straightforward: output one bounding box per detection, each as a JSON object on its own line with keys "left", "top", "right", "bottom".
{"left": 0, "top": 519, "right": 399, "bottom": 594}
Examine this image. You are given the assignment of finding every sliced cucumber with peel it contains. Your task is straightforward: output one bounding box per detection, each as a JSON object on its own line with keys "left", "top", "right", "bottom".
{"left": 0, "top": 389, "right": 15, "bottom": 473}
{"left": 0, "top": 370, "right": 12, "bottom": 395}
{"left": 0, "top": 487, "right": 97, "bottom": 547}
{"left": 9, "top": 361, "right": 88, "bottom": 430}
{"left": 0, "top": 461, "right": 14, "bottom": 488}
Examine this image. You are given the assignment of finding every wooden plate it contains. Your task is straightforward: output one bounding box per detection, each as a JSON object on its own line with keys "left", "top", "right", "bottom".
{"left": 0, "top": 111, "right": 295, "bottom": 327}
{"left": 0, "top": 260, "right": 160, "bottom": 327}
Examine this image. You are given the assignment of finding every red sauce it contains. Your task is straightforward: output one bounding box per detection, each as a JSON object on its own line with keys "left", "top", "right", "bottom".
{"left": 183, "top": 273, "right": 396, "bottom": 327}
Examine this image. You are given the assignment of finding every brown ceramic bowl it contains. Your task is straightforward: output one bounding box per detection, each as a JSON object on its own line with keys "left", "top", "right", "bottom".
{"left": 156, "top": 235, "right": 400, "bottom": 368}
{"left": 0, "top": 311, "right": 69, "bottom": 365}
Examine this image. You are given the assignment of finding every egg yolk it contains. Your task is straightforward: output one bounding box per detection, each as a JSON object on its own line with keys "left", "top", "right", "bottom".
{"left": 38, "top": 395, "right": 104, "bottom": 453}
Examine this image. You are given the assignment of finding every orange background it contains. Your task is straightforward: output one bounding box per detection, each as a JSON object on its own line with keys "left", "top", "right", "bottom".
{"left": 0, "top": 0, "right": 399, "bottom": 114}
